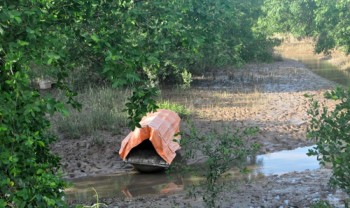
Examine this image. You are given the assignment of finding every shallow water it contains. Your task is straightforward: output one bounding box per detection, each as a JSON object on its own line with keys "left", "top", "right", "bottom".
{"left": 254, "top": 146, "right": 319, "bottom": 175}
{"left": 302, "top": 59, "right": 350, "bottom": 86}
{"left": 65, "top": 145, "right": 319, "bottom": 202}
{"left": 283, "top": 53, "right": 350, "bottom": 86}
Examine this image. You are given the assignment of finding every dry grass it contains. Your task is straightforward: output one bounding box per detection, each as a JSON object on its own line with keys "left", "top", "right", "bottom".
{"left": 51, "top": 87, "right": 130, "bottom": 139}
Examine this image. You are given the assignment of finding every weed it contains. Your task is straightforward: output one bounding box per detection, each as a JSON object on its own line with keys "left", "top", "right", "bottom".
{"left": 158, "top": 100, "right": 190, "bottom": 118}
{"left": 76, "top": 188, "right": 107, "bottom": 208}
{"left": 91, "top": 132, "right": 106, "bottom": 147}
{"left": 310, "top": 200, "right": 335, "bottom": 208}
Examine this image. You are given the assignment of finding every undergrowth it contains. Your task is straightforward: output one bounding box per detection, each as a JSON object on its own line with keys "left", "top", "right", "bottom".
{"left": 52, "top": 87, "right": 129, "bottom": 139}
{"left": 52, "top": 86, "right": 192, "bottom": 139}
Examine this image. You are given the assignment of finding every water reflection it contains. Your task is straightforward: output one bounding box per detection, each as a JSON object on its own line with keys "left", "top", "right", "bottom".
{"left": 301, "top": 58, "right": 350, "bottom": 86}
{"left": 254, "top": 145, "right": 319, "bottom": 175}
{"left": 65, "top": 172, "right": 184, "bottom": 202}
{"left": 282, "top": 53, "right": 350, "bottom": 86}
{"left": 65, "top": 145, "right": 319, "bottom": 202}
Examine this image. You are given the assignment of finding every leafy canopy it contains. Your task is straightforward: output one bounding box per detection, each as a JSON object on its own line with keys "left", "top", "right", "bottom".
{"left": 259, "top": 0, "right": 350, "bottom": 54}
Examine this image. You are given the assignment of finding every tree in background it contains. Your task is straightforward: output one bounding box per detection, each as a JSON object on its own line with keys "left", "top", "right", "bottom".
{"left": 259, "top": 0, "right": 350, "bottom": 54}
{"left": 260, "top": 0, "right": 350, "bottom": 197}
{"left": 61, "top": 0, "right": 275, "bottom": 88}
{"left": 57, "top": 0, "right": 276, "bottom": 126}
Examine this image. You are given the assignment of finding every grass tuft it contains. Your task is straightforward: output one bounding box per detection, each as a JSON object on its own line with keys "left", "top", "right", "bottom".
{"left": 158, "top": 100, "right": 191, "bottom": 118}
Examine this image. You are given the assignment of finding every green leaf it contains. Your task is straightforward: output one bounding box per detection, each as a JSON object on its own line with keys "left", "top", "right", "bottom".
{"left": 14, "top": 16, "right": 22, "bottom": 23}
{"left": 0, "top": 125, "right": 8, "bottom": 132}
{"left": 91, "top": 34, "right": 100, "bottom": 42}
{"left": 52, "top": 102, "right": 68, "bottom": 116}
{"left": 37, "top": 141, "right": 45, "bottom": 147}
{"left": 36, "top": 169, "right": 44, "bottom": 174}
{"left": 17, "top": 40, "right": 29, "bottom": 46}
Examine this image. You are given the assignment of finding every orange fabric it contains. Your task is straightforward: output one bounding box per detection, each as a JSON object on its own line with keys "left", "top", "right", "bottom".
{"left": 119, "top": 109, "right": 181, "bottom": 164}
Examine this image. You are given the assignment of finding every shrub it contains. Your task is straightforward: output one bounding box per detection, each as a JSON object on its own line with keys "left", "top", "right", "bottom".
{"left": 0, "top": 66, "right": 69, "bottom": 208}
{"left": 0, "top": 1, "right": 81, "bottom": 206}
{"left": 179, "top": 70, "right": 193, "bottom": 90}
{"left": 124, "top": 84, "right": 159, "bottom": 130}
{"left": 175, "top": 123, "right": 260, "bottom": 207}
{"left": 307, "top": 87, "right": 350, "bottom": 194}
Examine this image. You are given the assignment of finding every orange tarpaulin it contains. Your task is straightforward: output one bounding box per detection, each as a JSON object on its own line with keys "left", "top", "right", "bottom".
{"left": 119, "top": 109, "right": 181, "bottom": 164}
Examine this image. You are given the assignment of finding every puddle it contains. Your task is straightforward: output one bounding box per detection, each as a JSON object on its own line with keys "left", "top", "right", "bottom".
{"left": 65, "top": 172, "right": 184, "bottom": 202}
{"left": 65, "top": 145, "right": 319, "bottom": 202}
{"left": 254, "top": 145, "right": 319, "bottom": 175}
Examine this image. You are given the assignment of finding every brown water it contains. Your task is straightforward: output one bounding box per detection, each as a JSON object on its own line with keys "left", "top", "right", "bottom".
{"left": 65, "top": 145, "right": 319, "bottom": 202}
{"left": 283, "top": 53, "right": 350, "bottom": 87}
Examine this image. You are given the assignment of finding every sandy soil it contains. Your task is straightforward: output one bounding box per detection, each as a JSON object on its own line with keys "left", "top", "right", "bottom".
{"left": 53, "top": 40, "right": 350, "bottom": 207}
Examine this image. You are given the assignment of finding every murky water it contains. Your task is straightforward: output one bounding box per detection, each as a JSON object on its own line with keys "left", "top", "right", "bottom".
{"left": 65, "top": 145, "right": 319, "bottom": 202}
{"left": 282, "top": 53, "right": 350, "bottom": 86}
{"left": 302, "top": 59, "right": 350, "bottom": 86}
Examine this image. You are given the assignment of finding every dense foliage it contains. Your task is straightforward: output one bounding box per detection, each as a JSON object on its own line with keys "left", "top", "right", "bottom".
{"left": 124, "top": 84, "right": 159, "bottom": 130}
{"left": 51, "top": 0, "right": 275, "bottom": 88}
{"left": 0, "top": 1, "right": 79, "bottom": 207}
{"left": 307, "top": 87, "right": 350, "bottom": 194}
{"left": 0, "top": 71, "right": 68, "bottom": 207}
{"left": 259, "top": 0, "right": 350, "bottom": 54}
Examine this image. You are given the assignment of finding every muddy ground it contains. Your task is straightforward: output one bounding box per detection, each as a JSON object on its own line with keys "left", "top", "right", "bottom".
{"left": 53, "top": 41, "right": 350, "bottom": 207}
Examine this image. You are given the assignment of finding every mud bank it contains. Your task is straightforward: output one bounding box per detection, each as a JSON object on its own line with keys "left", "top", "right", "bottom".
{"left": 53, "top": 59, "right": 335, "bottom": 179}
{"left": 54, "top": 44, "right": 350, "bottom": 206}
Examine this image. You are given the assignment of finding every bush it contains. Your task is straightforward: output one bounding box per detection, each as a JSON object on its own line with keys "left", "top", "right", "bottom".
{"left": 0, "top": 68, "right": 69, "bottom": 208}
{"left": 307, "top": 87, "right": 350, "bottom": 194}
{"left": 0, "top": 1, "right": 81, "bottom": 206}
{"left": 174, "top": 123, "right": 259, "bottom": 207}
